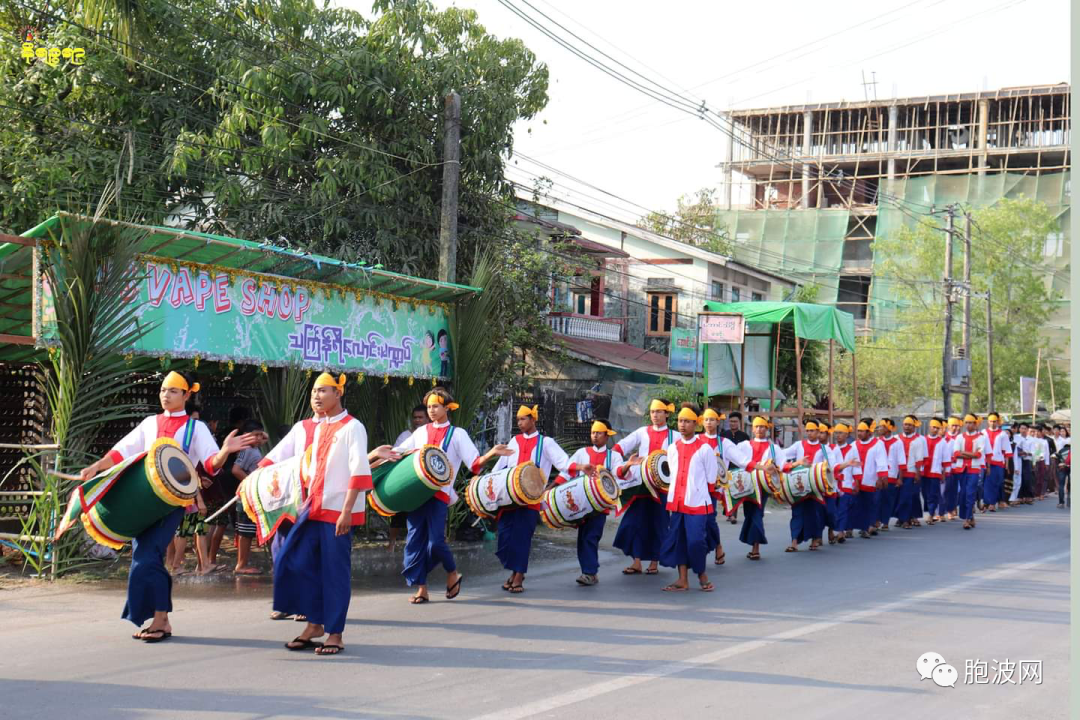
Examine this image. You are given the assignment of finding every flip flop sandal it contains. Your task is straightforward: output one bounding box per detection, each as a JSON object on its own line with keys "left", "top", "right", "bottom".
{"left": 785, "top": 546, "right": 798, "bottom": 552}
{"left": 132, "top": 628, "right": 153, "bottom": 640}
{"left": 662, "top": 584, "right": 689, "bottom": 592}
{"left": 502, "top": 577, "right": 515, "bottom": 590}
{"left": 699, "top": 582, "right": 715, "bottom": 592}
{"left": 714, "top": 553, "right": 725, "bottom": 566}
{"left": 808, "top": 544, "right": 819, "bottom": 551}
{"left": 315, "top": 644, "right": 344, "bottom": 656}
{"left": 410, "top": 595, "right": 430, "bottom": 604}
{"left": 576, "top": 574, "right": 598, "bottom": 586}
{"left": 621, "top": 567, "right": 643, "bottom": 575}
{"left": 836, "top": 535, "right": 846, "bottom": 544}
{"left": 294, "top": 615, "right": 308, "bottom": 622}
{"left": 746, "top": 552, "right": 761, "bottom": 560}
{"left": 286, "top": 637, "right": 323, "bottom": 651}
{"left": 445, "top": 575, "right": 464, "bottom": 600}
{"left": 644, "top": 568, "right": 659, "bottom": 575}
{"left": 270, "top": 611, "right": 294, "bottom": 621}
{"left": 142, "top": 630, "right": 172, "bottom": 644}
{"left": 828, "top": 537, "right": 837, "bottom": 545}
{"left": 508, "top": 584, "right": 525, "bottom": 594}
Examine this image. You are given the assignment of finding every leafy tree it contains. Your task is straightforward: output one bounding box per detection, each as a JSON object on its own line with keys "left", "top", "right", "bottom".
{"left": 638, "top": 187, "right": 732, "bottom": 255}
{"left": 835, "top": 197, "right": 1069, "bottom": 411}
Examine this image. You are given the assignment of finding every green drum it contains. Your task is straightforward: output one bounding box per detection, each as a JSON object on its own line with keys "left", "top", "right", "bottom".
{"left": 616, "top": 449, "right": 671, "bottom": 507}
{"left": 368, "top": 444, "right": 453, "bottom": 516}
{"left": 56, "top": 437, "right": 199, "bottom": 550}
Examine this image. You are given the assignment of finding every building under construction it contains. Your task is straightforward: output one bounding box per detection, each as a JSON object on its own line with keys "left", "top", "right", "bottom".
{"left": 716, "top": 83, "right": 1070, "bottom": 350}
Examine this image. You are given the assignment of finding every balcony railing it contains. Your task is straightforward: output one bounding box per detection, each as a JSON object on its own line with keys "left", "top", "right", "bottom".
{"left": 547, "top": 312, "right": 624, "bottom": 342}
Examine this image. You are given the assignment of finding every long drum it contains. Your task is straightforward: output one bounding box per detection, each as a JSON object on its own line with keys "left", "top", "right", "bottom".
{"left": 808, "top": 462, "right": 836, "bottom": 500}
{"left": 368, "top": 445, "right": 453, "bottom": 516}
{"left": 776, "top": 467, "right": 816, "bottom": 505}
{"left": 238, "top": 453, "right": 306, "bottom": 544}
{"left": 617, "top": 449, "right": 671, "bottom": 506}
{"left": 464, "top": 462, "right": 547, "bottom": 520}
{"left": 56, "top": 437, "right": 199, "bottom": 550}
{"left": 540, "top": 469, "right": 620, "bottom": 529}
{"left": 721, "top": 468, "right": 767, "bottom": 515}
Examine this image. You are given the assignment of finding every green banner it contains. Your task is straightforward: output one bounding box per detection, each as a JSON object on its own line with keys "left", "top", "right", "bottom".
{"left": 37, "top": 258, "right": 453, "bottom": 378}
{"left": 667, "top": 328, "right": 702, "bottom": 373}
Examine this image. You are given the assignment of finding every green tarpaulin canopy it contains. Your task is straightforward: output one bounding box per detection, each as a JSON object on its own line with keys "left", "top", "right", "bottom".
{"left": 701, "top": 301, "right": 856, "bottom": 352}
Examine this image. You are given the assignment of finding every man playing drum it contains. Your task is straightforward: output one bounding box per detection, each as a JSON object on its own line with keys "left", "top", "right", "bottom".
{"left": 783, "top": 420, "right": 826, "bottom": 553}
{"left": 659, "top": 406, "right": 719, "bottom": 592}
{"left": 557, "top": 419, "right": 624, "bottom": 586}
{"left": 612, "top": 398, "right": 676, "bottom": 576}
{"left": 699, "top": 408, "right": 744, "bottom": 566}
{"left": 76, "top": 371, "right": 261, "bottom": 643}
{"left": 489, "top": 405, "right": 589, "bottom": 594}
{"left": 737, "top": 417, "right": 791, "bottom": 561}
{"left": 824, "top": 423, "right": 860, "bottom": 541}
{"left": 376, "top": 387, "right": 510, "bottom": 604}
{"left": 851, "top": 420, "right": 889, "bottom": 539}
{"left": 267, "top": 372, "right": 371, "bottom": 656}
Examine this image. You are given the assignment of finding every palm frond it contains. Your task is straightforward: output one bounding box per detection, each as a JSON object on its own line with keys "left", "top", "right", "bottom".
{"left": 450, "top": 251, "right": 503, "bottom": 435}
{"left": 255, "top": 364, "right": 311, "bottom": 447}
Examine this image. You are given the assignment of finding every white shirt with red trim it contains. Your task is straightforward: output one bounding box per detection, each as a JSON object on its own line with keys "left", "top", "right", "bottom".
{"left": 613, "top": 425, "right": 674, "bottom": 458}
{"left": 951, "top": 431, "right": 986, "bottom": 473}
{"left": 924, "top": 435, "right": 947, "bottom": 477}
{"left": 853, "top": 438, "right": 889, "bottom": 490}
{"left": 394, "top": 421, "right": 483, "bottom": 505}
{"left": 665, "top": 435, "right": 719, "bottom": 514}
{"left": 264, "top": 410, "right": 372, "bottom": 525}
{"left": 259, "top": 416, "right": 323, "bottom": 468}
{"left": 783, "top": 439, "right": 825, "bottom": 466}
{"left": 827, "top": 442, "right": 858, "bottom": 492}
{"left": 701, "top": 433, "right": 749, "bottom": 471}
{"left": 880, "top": 435, "right": 906, "bottom": 482}
{"left": 898, "top": 433, "right": 928, "bottom": 478}
{"left": 981, "top": 428, "right": 1013, "bottom": 467}
{"left": 107, "top": 410, "right": 222, "bottom": 473}
{"left": 558, "top": 445, "right": 626, "bottom": 483}
{"left": 737, "top": 438, "right": 789, "bottom": 472}
{"left": 492, "top": 431, "right": 572, "bottom": 479}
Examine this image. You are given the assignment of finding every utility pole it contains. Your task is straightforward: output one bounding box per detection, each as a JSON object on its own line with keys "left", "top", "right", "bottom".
{"left": 941, "top": 205, "right": 955, "bottom": 418}
{"left": 438, "top": 91, "right": 461, "bottom": 283}
{"left": 961, "top": 211, "right": 972, "bottom": 415}
{"left": 985, "top": 289, "right": 995, "bottom": 413}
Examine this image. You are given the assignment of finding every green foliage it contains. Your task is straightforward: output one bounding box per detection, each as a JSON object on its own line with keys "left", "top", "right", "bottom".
{"left": 638, "top": 188, "right": 732, "bottom": 255}
{"left": 255, "top": 363, "right": 310, "bottom": 447}
{"left": 848, "top": 197, "right": 1069, "bottom": 410}
{"left": 2, "top": 0, "right": 550, "bottom": 280}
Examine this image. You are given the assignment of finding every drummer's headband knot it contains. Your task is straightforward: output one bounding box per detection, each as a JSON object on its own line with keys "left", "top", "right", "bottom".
{"left": 856, "top": 421, "right": 871, "bottom": 432}
{"left": 833, "top": 423, "right": 852, "bottom": 433}
{"left": 162, "top": 371, "right": 199, "bottom": 394}
{"left": 929, "top": 419, "right": 944, "bottom": 429}
{"left": 817, "top": 423, "right": 830, "bottom": 433}
{"left": 752, "top": 417, "right": 770, "bottom": 428}
{"left": 904, "top": 415, "right": 920, "bottom": 426}
{"left": 649, "top": 400, "right": 675, "bottom": 413}
{"left": 590, "top": 420, "right": 616, "bottom": 436}
{"left": 677, "top": 407, "right": 701, "bottom": 424}
{"left": 517, "top": 405, "right": 538, "bottom": 419}
{"left": 701, "top": 408, "right": 723, "bottom": 421}
{"left": 427, "top": 394, "right": 460, "bottom": 411}
{"left": 314, "top": 372, "right": 346, "bottom": 392}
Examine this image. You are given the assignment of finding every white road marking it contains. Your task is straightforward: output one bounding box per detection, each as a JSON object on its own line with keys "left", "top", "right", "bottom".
{"left": 469, "top": 550, "right": 1070, "bottom": 720}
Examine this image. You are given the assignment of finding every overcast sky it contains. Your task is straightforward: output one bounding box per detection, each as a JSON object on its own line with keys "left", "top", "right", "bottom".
{"left": 342, "top": 0, "right": 1070, "bottom": 222}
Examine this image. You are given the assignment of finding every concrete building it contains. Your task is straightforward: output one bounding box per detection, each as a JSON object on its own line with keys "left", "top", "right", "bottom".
{"left": 716, "top": 83, "right": 1071, "bottom": 352}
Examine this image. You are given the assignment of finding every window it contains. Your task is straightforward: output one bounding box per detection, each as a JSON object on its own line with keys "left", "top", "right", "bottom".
{"left": 836, "top": 275, "right": 871, "bottom": 320}
{"left": 752, "top": 292, "right": 763, "bottom": 302}
{"left": 730, "top": 287, "right": 740, "bottom": 302}
{"left": 647, "top": 292, "right": 677, "bottom": 336}
{"left": 1044, "top": 233, "right": 1064, "bottom": 258}
{"left": 574, "top": 293, "right": 590, "bottom": 315}
{"left": 711, "top": 281, "right": 725, "bottom": 301}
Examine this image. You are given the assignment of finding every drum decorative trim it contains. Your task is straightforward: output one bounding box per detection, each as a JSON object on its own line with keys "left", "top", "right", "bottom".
{"left": 80, "top": 507, "right": 129, "bottom": 550}
{"left": 539, "top": 469, "right": 620, "bottom": 529}
{"left": 414, "top": 444, "right": 453, "bottom": 490}
{"left": 368, "top": 445, "right": 453, "bottom": 516}
{"left": 464, "top": 462, "right": 545, "bottom": 520}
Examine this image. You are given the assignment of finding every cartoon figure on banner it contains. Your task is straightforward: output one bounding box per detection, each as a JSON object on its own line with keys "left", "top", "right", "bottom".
{"left": 420, "top": 330, "right": 435, "bottom": 373}
{"left": 438, "top": 329, "right": 452, "bottom": 377}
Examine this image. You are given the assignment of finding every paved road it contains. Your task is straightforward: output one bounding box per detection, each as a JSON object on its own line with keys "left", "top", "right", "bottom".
{"left": 0, "top": 501, "right": 1069, "bottom": 720}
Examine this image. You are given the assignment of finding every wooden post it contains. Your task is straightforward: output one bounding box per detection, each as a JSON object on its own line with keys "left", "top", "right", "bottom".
{"left": 962, "top": 212, "right": 972, "bottom": 415}
{"left": 852, "top": 348, "right": 860, "bottom": 428}
{"left": 827, "top": 339, "right": 835, "bottom": 427}
{"left": 985, "top": 290, "right": 995, "bottom": 413}
{"left": 942, "top": 206, "right": 955, "bottom": 417}
{"left": 438, "top": 91, "right": 461, "bottom": 283}
{"left": 1046, "top": 356, "right": 1056, "bottom": 412}
{"left": 795, "top": 334, "right": 804, "bottom": 438}
{"left": 769, "top": 323, "right": 780, "bottom": 426}
{"left": 739, "top": 340, "right": 747, "bottom": 417}
{"left": 1031, "top": 347, "right": 1042, "bottom": 423}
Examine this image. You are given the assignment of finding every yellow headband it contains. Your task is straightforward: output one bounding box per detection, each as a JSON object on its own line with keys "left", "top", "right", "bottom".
{"left": 987, "top": 412, "right": 1001, "bottom": 422}
{"left": 314, "top": 372, "right": 346, "bottom": 391}
{"left": 162, "top": 371, "right": 199, "bottom": 394}
{"left": 833, "top": 423, "right": 851, "bottom": 433}
{"left": 817, "top": 423, "right": 830, "bottom": 433}
{"left": 752, "top": 417, "right": 770, "bottom": 428}
{"left": 701, "top": 408, "right": 723, "bottom": 421}
{"left": 857, "top": 421, "right": 871, "bottom": 432}
{"left": 517, "top": 405, "right": 539, "bottom": 419}
{"left": 677, "top": 407, "right": 701, "bottom": 424}
{"left": 883, "top": 419, "right": 895, "bottom": 430}
{"left": 590, "top": 421, "right": 616, "bottom": 436}
{"left": 426, "top": 394, "right": 460, "bottom": 411}
{"left": 929, "top": 419, "right": 944, "bottom": 430}
{"left": 804, "top": 421, "right": 819, "bottom": 431}
{"left": 649, "top": 400, "right": 676, "bottom": 414}
{"left": 964, "top": 413, "right": 979, "bottom": 424}
{"left": 903, "top": 415, "right": 920, "bottom": 426}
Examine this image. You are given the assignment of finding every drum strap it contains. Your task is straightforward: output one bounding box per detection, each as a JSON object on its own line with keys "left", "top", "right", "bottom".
{"left": 181, "top": 418, "right": 196, "bottom": 454}
{"left": 441, "top": 426, "right": 455, "bottom": 452}
{"left": 534, "top": 436, "right": 544, "bottom": 465}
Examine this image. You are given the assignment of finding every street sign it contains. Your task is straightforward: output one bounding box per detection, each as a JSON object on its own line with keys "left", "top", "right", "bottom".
{"left": 697, "top": 312, "right": 745, "bottom": 344}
